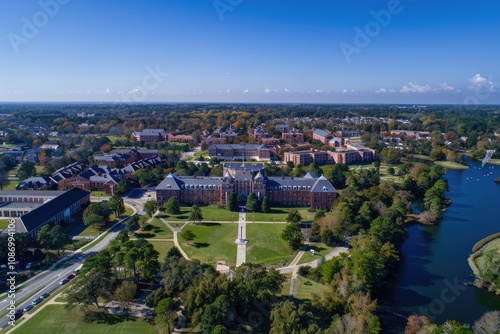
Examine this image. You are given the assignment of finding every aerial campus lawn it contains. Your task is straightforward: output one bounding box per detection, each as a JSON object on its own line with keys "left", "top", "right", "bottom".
{"left": 177, "top": 222, "right": 297, "bottom": 267}
{"left": 279, "top": 274, "right": 329, "bottom": 301}
{"left": 246, "top": 224, "right": 297, "bottom": 266}
{"left": 12, "top": 305, "right": 156, "bottom": 334}
{"left": 434, "top": 161, "right": 470, "bottom": 170}
{"left": 162, "top": 206, "right": 316, "bottom": 223}
{"left": 178, "top": 223, "right": 238, "bottom": 265}
{"left": 294, "top": 275, "right": 329, "bottom": 301}
{"left": 297, "top": 243, "right": 337, "bottom": 265}
{"left": 134, "top": 218, "right": 174, "bottom": 239}
{"left": 77, "top": 206, "right": 134, "bottom": 237}
{"left": 148, "top": 240, "right": 175, "bottom": 262}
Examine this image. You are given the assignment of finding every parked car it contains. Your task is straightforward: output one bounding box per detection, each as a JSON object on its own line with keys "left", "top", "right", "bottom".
{"left": 59, "top": 278, "right": 69, "bottom": 285}
{"left": 15, "top": 309, "right": 24, "bottom": 319}
{"left": 40, "top": 293, "right": 50, "bottom": 299}
{"left": 25, "top": 263, "right": 32, "bottom": 270}
{"left": 66, "top": 274, "right": 75, "bottom": 280}
{"left": 23, "top": 305, "right": 34, "bottom": 313}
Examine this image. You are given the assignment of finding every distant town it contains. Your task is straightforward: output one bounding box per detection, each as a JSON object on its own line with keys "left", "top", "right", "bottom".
{"left": 0, "top": 103, "right": 499, "bottom": 334}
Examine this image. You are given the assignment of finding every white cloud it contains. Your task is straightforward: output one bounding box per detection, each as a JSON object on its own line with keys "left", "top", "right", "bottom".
{"left": 226, "top": 89, "right": 231, "bottom": 93}
{"left": 316, "top": 89, "right": 322, "bottom": 93}
{"left": 243, "top": 89, "right": 250, "bottom": 93}
{"left": 264, "top": 88, "right": 272, "bottom": 94}
{"left": 342, "top": 89, "right": 355, "bottom": 94}
{"left": 400, "top": 82, "right": 432, "bottom": 94}
{"left": 468, "top": 74, "right": 497, "bottom": 92}
{"left": 284, "top": 88, "right": 290, "bottom": 93}
{"left": 375, "top": 88, "right": 396, "bottom": 94}
{"left": 438, "top": 83, "right": 459, "bottom": 92}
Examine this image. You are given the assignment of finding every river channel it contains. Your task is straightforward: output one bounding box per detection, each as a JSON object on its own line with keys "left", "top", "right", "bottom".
{"left": 378, "top": 160, "right": 500, "bottom": 333}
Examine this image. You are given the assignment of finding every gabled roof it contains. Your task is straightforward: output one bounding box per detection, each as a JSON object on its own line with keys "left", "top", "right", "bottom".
{"left": 310, "top": 175, "right": 337, "bottom": 193}
{"left": 303, "top": 172, "right": 318, "bottom": 179}
{"left": 156, "top": 173, "right": 182, "bottom": 190}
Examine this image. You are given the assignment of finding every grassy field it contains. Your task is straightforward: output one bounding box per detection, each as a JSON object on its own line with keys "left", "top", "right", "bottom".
{"left": 294, "top": 275, "right": 329, "bottom": 300}
{"left": 13, "top": 305, "right": 156, "bottom": 334}
{"left": 488, "top": 158, "right": 500, "bottom": 166}
{"left": 178, "top": 223, "right": 238, "bottom": 265}
{"left": 474, "top": 237, "right": 500, "bottom": 276}
{"left": 148, "top": 240, "right": 175, "bottom": 262}
{"left": 281, "top": 273, "right": 292, "bottom": 297}
{"left": 0, "top": 219, "right": 11, "bottom": 230}
{"left": 1, "top": 180, "right": 18, "bottom": 190}
{"left": 90, "top": 191, "right": 107, "bottom": 197}
{"left": 135, "top": 218, "right": 173, "bottom": 239}
{"left": 297, "top": 243, "right": 336, "bottom": 265}
{"left": 35, "top": 165, "right": 45, "bottom": 174}
{"left": 194, "top": 150, "right": 209, "bottom": 159}
{"left": 162, "top": 206, "right": 315, "bottom": 223}
{"left": 410, "top": 154, "right": 434, "bottom": 161}
{"left": 246, "top": 224, "right": 297, "bottom": 266}
{"left": 434, "top": 161, "right": 469, "bottom": 170}
{"left": 77, "top": 206, "right": 133, "bottom": 237}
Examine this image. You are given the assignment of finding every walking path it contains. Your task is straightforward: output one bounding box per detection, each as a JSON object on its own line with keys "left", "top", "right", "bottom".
{"left": 158, "top": 217, "right": 190, "bottom": 260}
{"left": 157, "top": 214, "right": 349, "bottom": 299}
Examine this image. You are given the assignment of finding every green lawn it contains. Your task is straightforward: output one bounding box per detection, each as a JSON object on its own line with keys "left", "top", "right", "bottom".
{"left": 106, "top": 135, "right": 127, "bottom": 144}
{"left": 35, "top": 165, "right": 46, "bottom": 174}
{"left": 297, "top": 244, "right": 336, "bottom": 265}
{"left": 475, "top": 237, "right": 500, "bottom": 276}
{"left": 178, "top": 223, "right": 238, "bottom": 265}
{"left": 194, "top": 150, "right": 209, "bottom": 159}
{"left": 148, "top": 240, "right": 175, "bottom": 262}
{"left": 135, "top": 218, "right": 173, "bottom": 239}
{"left": 246, "top": 224, "right": 297, "bottom": 266}
{"left": 294, "top": 275, "right": 329, "bottom": 300}
{"left": 163, "top": 206, "right": 315, "bottom": 223}
{"left": 0, "top": 219, "right": 10, "bottom": 230}
{"left": 488, "top": 158, "right": 500, "bottom": 166}
{"left": 13, "top": 305, "right": 156, "bottom": 334}
{"left": 78, "top": 206, "right": 134, "bottom": 237}
{"left": 409, "top": 154, "right": 434, "bottom": 161}
{"left": 434, "top": 161, "right": 470, "bottom": 170}
{"left": 91, "top": 191, "right": 107, "bottom": 197}
{"left": 281, "top": 273, "right": 292, "bottom": 297}
{"left": 1, "top": 180, "right": 18, "bottom": 190}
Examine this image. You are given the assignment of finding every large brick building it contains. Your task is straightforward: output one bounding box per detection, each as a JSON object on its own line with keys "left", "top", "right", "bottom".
{"left": 156, "top": 164, "right": 337, "bottom": 209}
{"left": 131, "top": 129, "right": 167, "bottom": 142}
{"left": 208, "top": 144, "right": 271, "bottom": 161}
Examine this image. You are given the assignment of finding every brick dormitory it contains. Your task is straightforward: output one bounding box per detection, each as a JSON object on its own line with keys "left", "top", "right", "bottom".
{"left": 156, "top": 163, "right": 337, "bottom": 209}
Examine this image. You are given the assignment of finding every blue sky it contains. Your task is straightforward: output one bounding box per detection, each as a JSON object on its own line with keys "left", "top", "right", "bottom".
{"left": 1, "top": 0, "right": 499, "bottom": 104}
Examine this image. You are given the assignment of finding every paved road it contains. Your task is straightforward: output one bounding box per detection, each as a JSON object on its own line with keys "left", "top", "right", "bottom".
{"left": 0, "top": 221, "right": 126, "bottom": 330}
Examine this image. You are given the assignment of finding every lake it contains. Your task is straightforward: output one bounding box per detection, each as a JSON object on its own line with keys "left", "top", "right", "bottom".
{"left": 377, "top": 160, "right": 500, "bottom": 333}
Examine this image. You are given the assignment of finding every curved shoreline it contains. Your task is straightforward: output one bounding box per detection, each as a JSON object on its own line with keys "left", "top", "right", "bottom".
{"left": 468, "top": 232, "right": 500, "bottom": 293}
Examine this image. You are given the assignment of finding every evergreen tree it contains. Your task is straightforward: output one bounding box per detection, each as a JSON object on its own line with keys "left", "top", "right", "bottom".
{"left": 189, "top": 204, "right": 203, "bottom": 223}
{"left": 246, "top": 193, "right": 259, "bottom": 212}
{"left": 164, "top": 196, "right": 180, "bottom": 214}
{"left": 261, "top": 196, "right": 270, "bottom": 213}
{"left": 228, "top": 192, "right": 238, "bottom": 212}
